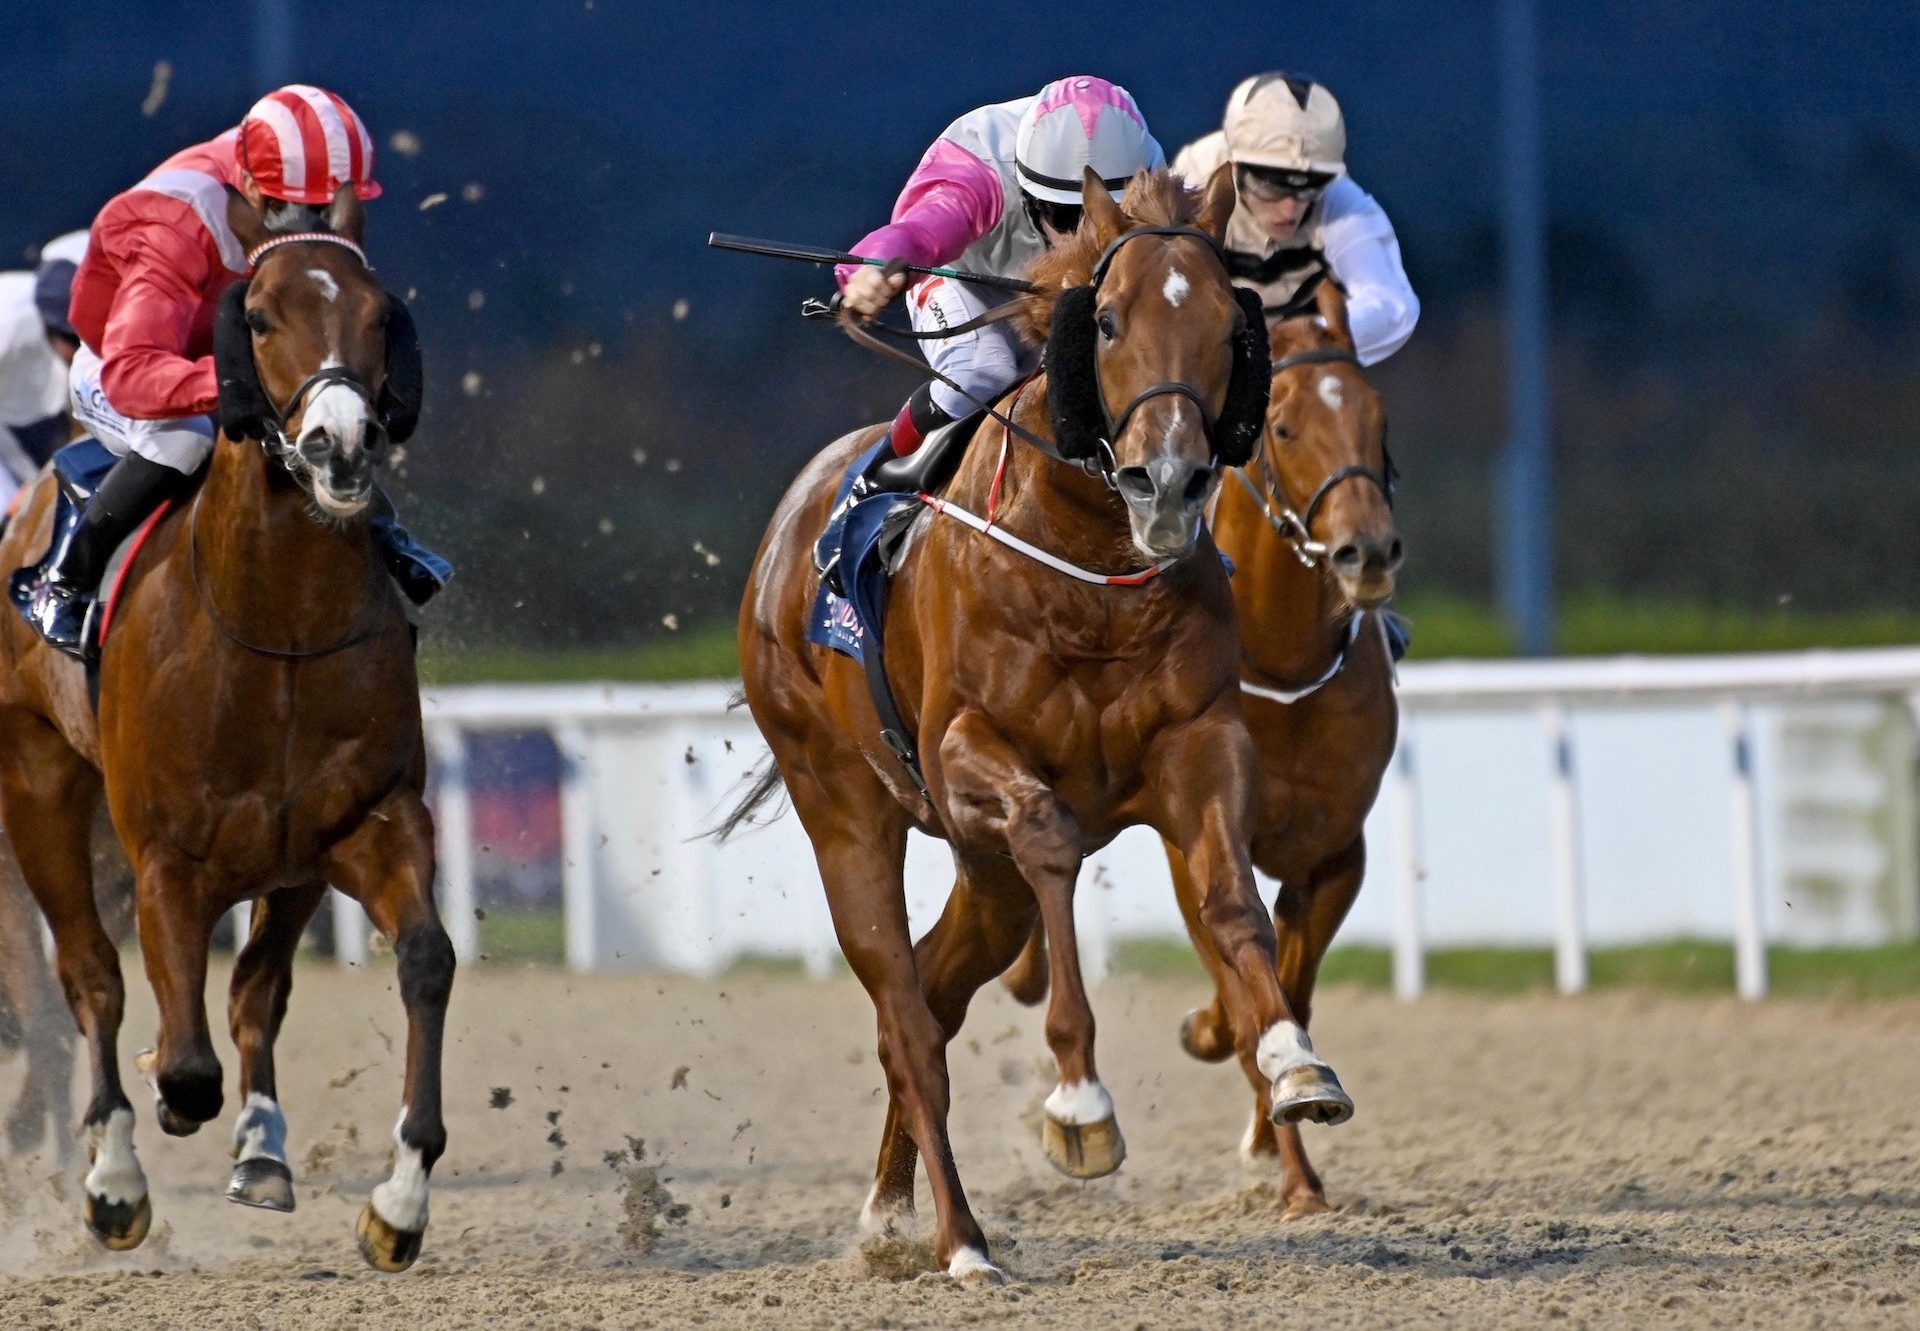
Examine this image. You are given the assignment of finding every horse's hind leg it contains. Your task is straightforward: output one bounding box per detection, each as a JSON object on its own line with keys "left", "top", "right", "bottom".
{"left": 0, "top": 708, "right": 147, "bottom": 1248}
{"left": 784, "top": 766, "right": 999, "bottom": 1282}
{"left": 324, "top": 790, "right": 452, "bottom": 1273}
{"left": 224, "top": 880, "right": 326, "bottom": 1212}
{"left": 866, "top": 852, "right": 1039, "bottom": 1237}
{"left": 0, "top": 838, "right": 76, "bottom": 1161}
{"left": 939, "top": 715, "right": 1122, "bottom": 1181}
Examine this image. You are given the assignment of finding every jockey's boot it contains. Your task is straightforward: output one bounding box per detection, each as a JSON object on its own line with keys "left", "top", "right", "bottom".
{"left": 815, "top": 386, "right": 955, "bottom": 593}
{"left": 21, "top": 453, "right": 183, "bottom": 659}
{"left": 367, "top": 486, "right": 453, "bottom": 607}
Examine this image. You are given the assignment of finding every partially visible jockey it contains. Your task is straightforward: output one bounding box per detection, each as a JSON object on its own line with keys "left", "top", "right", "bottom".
{"left": 837, "top": 75, "right": 1164, "bottom": 487}
{"left": 1173, "top": 73, "right": 1418, "bottom": 365}
{"left": 0, "top": 230, "right": 88, "bottom": 520}
{"left": 19, "top": 84, "right": 450, "bottom": 657}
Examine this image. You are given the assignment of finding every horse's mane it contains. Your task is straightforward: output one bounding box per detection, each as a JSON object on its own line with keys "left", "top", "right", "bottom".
{"left": 1014, "top": 168, "right": 1203, "bottom": 342}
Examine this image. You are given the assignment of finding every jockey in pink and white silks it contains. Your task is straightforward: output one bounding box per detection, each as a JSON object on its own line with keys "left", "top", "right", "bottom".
{"left": 837, "top": 76, "right": 1165, "bottom": 473}
{"left": 1173, "top": 73, "right": 1418, "bottom": 364}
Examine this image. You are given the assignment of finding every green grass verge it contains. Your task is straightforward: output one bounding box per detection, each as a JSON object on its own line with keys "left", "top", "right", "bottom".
{"left": 415, "top": 597, "right": 1920, "bottom": 685}
{"left": 1111, "top": 937, "right": 1920, "bottom": 999}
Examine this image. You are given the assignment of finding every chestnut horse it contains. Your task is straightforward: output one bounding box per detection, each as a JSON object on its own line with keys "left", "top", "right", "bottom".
{"left": 0, "top": 185, "right": 452, "bottom": 1271}
{"left": 1173, "top": 285, "right": 1400, "bottom": 1216}
{"left": 997, "top": 284, "right": 1402, "bottom": 1216}
{"left": 728, "top": 167, "right": 1355, "bottom": 1281}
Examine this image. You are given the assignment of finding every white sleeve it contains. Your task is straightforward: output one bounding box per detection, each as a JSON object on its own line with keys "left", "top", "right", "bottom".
{"left": 1317, "top": 179, "right": 1420, "bottom": 365}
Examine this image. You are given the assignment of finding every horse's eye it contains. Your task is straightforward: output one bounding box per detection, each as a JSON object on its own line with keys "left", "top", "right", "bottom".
{"left": 245, "top": 308, "right": 271, "bottom": 335}
{"left": 1096, "top": 310, "right": 1117, "bottom": 340}
{"left": 1272, "top": 422, "right": 1292, "bottom": 442}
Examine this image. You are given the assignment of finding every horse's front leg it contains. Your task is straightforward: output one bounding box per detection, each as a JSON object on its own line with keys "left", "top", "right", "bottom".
{"left": 323, "top": 790, "right": 452, "bottom": 1273}
{"left": 940, "top": 713, "right": 1123, "bottom": 1179}
{"left": 1149, "top": 715, "right": 1353, "bottom": 1130}
{"left": 133, "top": 852, "right": 226, "bottom": 1138}
{"left": 225, "top": 881, "right": 326, "bottom": 1211}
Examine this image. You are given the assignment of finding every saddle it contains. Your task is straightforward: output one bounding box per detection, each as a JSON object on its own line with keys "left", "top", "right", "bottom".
{"left": 6, "top": 438, "right": 176, "bottom": 657}
{"left": 805, "top": 410, "right": 985, "bottom": 799}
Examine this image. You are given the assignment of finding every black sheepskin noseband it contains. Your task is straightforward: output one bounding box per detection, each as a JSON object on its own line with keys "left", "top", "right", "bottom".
{"left": 1043, "top": 280, "right": 1272, "bottom": 467}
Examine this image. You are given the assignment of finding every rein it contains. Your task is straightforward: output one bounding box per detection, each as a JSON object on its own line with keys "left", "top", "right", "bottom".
{"left": 187, "top": 489, "right": 398, "bottom": 662}
{"left": 1235, "top": 345, "right": 1395, "bottom": 568}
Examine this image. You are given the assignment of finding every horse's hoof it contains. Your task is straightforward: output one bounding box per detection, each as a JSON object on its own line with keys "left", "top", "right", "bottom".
{"left": 1269, "top": 1064, "right": 1354, "bottom": 1127}
{"left": 1041, "top": 1113, "right": 1126, "bottom": 1179}
{"left": 1178, "top": 1006, "right": 1234, "bottom": 1063}
{"left": 1283, "top": 1192, "right": 1334, "bottom": 1221}
{"left": 85, "top": 1191, "right": 152, "bottom": 1251}
{"left": 356, "top": 1202, "right": 425, "bottom": 1273}
{"left": 228, "top": 1157, "right": 296, "bottom": 1212}
{"left": 155, "top": 1103, "right": 202, "bottom": 1137}
{"left": 946, "top": 1246, "right": 1006, "bottom": 1286}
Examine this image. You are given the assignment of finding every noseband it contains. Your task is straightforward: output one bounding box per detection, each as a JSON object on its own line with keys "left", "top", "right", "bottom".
{"left": 240, "top": 234, "right": 385, "bottom": 469}
{"left": 1079, "top": 225, "right": 1235, "bottom": 485}
{"left": 1236, "top": 345, "right": 1397, "bottom": 568}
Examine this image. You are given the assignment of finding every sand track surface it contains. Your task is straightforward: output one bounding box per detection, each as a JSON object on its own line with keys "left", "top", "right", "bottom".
{"left": 0, "top": 962, "right": 1915, "bottom": 1328}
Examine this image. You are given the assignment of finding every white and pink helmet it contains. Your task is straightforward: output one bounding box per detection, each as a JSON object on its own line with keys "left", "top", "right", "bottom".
{"left": 1015, "top": 76, "right": 1164, "bottom": 205}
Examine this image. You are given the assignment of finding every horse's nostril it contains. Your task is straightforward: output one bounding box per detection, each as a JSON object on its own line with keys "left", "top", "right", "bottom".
{"left": 1387, "top": 537, "right": 1405, "bottom": 569}
{"left": 1332, "top": 543, "right": 1362, "bottom": 570}
{"left": 1116, "top": 466, "right": 1154, "bottom": 500}
{"left": 1183, "top": 468, "right": 1214, "bottom": 503}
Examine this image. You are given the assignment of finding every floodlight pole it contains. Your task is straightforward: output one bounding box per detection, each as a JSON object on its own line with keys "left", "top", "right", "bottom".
{"left": 1497, "top": 0, "right": 1555, "bottom": 655}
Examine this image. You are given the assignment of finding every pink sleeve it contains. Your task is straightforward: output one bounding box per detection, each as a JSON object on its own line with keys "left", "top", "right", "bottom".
{"left": 835, "top": 138, "right": 1005, "bottom": 288}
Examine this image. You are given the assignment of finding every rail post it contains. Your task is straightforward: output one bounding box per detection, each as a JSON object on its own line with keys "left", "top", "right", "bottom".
{"left": 1389, "top": 725, "right": 1425, "bottom": 1000}
{"left": 1720, "top": 701, "right": 1768, "bottom": 999}
{"left": 1542, "top": 703, "right": 1588, "bottom": 993}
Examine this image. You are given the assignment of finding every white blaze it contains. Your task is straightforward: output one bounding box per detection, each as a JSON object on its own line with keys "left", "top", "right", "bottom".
{"left": 299, "top": 356, "right": 370, "bottom": 458}
{"left": 308, "top": 268, "right": 340, "bottom": 302}
{"left": 1317, "top": 374, "right": 1344, "bottom": 411}
{"left": 1162, "top": 267, "right": 1189, "bottom": 307}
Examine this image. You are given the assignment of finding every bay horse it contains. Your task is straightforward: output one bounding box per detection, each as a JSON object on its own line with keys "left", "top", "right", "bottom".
{"left": 0, "top": 184, "right": 452, "bottom": 1271}
{"left": 1173, "top": 283, "right": 1400, "bottom": 1216}
{"left": 728, "top": 166, "right": 1354, "bottom": 1282}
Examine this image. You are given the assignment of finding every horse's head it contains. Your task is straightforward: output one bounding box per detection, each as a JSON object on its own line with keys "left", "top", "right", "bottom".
{"left": 214, "top": 184, "right": 421, "bottom": 520}
{"left": 1028, "top": 165, "right": 1270, "bottom": 562}
{"left": 1262, "top": 281, "right": 1401, "bottom": 608}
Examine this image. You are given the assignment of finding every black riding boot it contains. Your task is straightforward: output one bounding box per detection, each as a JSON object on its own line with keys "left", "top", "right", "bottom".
{"left": 367, "top": 486, "right": 453, "bottom": 607}
{"left": 21, "top": 453, "right": 185, "bottom": 658}
{"left": 814, "top": 386, "right": 956, "bottom": 593}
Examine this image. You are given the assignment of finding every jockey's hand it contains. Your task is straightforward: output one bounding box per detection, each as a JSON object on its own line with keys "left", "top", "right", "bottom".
{"left": 842, "top": 266, "right": 907, "bottom": 321}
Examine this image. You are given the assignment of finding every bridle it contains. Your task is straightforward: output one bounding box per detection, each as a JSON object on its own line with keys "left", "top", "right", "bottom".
{"left": 240, "top": 233, "right": 387, "bottom": 472}
{"left": 1076, "top": 225, "right": 1238, "bottom": 486}
{"left": 1232, "top": 344, "right": 1396, "bottom": 568}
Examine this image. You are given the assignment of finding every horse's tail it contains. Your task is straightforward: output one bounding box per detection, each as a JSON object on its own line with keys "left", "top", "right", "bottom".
{"left": 708, "top": 750, "right": 787, "bottom": 844}
{"left": 1000, "top": 919, "right": 1049, "bottom": 1006}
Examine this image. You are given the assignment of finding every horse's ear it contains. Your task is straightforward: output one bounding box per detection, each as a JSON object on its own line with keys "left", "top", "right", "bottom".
{"left": 378, "top": 291, "right": 423, "bottom": 443}
{"left": 224, "top": 184, "right": 268, "bottom": 259}
{"left": 1198, "top": 162, "right": 1237, "bottom": 242}
{"left": 1045, "top": 284, "right": 1105, "bottom": 460}
{"left": 1316, "top": 276, "right": 1355, "bottom": 352}
{"left": 1080, "top": 166, "right": 1125, "bottom": 246}
{"left": 1215, "top": 288, "right": 1273, "bottom": 467}
{"left": 213, "top": 280, "right": 274, "bottom": 441}
{"left": 326, "top": 183, "right": 365, "bottom": 245}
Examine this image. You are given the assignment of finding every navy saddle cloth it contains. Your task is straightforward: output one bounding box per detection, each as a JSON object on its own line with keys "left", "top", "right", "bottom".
{"left": 6, "top": 437, "right": 118, "bottom": 608}
{"left": 806, "top": 439, "right": 922, "bottom": 664}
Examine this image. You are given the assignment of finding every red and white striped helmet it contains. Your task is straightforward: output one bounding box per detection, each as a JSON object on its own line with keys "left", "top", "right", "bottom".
{"left": 236, "top": 85, "right": 381, "bottom": 205}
